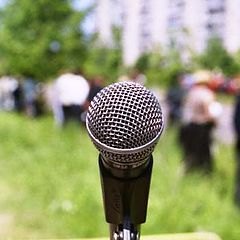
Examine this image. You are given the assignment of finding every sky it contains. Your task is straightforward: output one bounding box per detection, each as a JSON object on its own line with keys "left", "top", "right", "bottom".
{"left": 74, "top": 0, "right": 96, "bottom": 34}
{"left": 70, "top": 0, "right": 96, "bottom": 34}
{"left": 72, "top": 0, "right": 95, "bottom": 11}
{"left": 0, "top": 0, "right": 7, "bottom": 8}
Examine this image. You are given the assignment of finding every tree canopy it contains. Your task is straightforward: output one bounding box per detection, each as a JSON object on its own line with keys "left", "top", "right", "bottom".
{"left": 0, "top": 0, "right": 87, "bottom": 81}
{"left": 198, "top": 37, "right": 239, "bottom": 77}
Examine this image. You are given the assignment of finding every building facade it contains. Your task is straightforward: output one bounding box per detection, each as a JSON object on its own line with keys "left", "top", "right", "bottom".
{"left": 95, "top": 0, "right": 240, "bottom": 65}
{"left": 225, "top": 0, "right": 240, "bottom": 53}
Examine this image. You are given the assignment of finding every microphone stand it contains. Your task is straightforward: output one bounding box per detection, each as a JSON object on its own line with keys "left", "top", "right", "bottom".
{"left": 98, "top": 156, "right": 153, "bottom": 240}
{"left": 109, "top": 222, "right": 140, "bottom": 240}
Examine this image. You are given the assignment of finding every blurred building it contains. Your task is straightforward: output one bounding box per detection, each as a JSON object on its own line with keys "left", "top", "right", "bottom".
{"left": 225, "top": 0, "right": 240, "bottom": 53}
{"left": 122, "top": 0, "right": 169, "bottom": 65}
{"left": 95, "top": 0, "right": 240, "bottom": 65}
{"left": 95, "top": 0, "right": 123, "bottom": 46}
{"left": 168, "top": 0, "right": 226, "bottom": 58}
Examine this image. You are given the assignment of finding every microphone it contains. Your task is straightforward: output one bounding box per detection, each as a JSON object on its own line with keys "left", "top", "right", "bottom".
{"left": 86, "top": 82, "right": 164, "bottom": 240}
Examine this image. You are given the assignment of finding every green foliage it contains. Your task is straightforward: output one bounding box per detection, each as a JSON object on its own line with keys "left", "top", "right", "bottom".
{"left": 83, "top": 45, "right": 122, "bottom": 84}
{"left": 0, "top": 113, "right": 239, "bottom": 239}
{"left": 198, "top": 37, "right": 239, "bottom": 77}
{"left": 0, "top": 0, "right": 87, "bottom": 80}
{"left": 83, "top": 27, "right": 123, "bottom": 84}
{"left": 0, "top": 113, "right": 105, "bottom": 238}
{"left": 134, "top": 38, "right": 240, "bottom": 87}
{"left": 135, "top": 53, "right": 150, "bottom": 73}
{"left": 135, "top": 50, "right": 184, "bottom": 87}
{"left": 1, "top": 0, "right": 240, "bottom": 87}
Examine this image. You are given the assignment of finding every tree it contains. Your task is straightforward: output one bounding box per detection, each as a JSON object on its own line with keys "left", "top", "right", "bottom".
{"left": 83, "top": 46, "right": 122, "bottom": 83}
{"left": 0, "top": 0, "right": 87, "bottom": 81}
{"left": 83, "top": 26, "right": 123, "bottom": 84}
{"left": 134, "top": 49, "right": 185, "bottom": 87}
{"left": 135, "top": 53, "right": 150, "bottom": 73}
{"left": 198, "top": 37, "right": 239, "bottom": 77}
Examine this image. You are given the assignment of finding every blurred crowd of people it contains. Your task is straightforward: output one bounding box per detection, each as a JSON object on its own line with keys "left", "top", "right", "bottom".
{"left": 0, "top": 75, "right": 45, "bottom": 117}
{"left": 0, "top": 71, "right": 105, "bottom": 127}
{"left": 166, "top": 72, "right": 222, "bottom": 173}
{"left": 0, "top": 69, "right": 148, "bottom": 127}
{"left": 166, "top": 70, "right": 240, "bottom": 206}
{"left": 1, "top": 68, "right": 240, "bottom": 206}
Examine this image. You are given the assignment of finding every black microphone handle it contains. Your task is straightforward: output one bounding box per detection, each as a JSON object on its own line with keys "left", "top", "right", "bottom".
{"left": 98, "top": 155, "right": 153, "bottom": 240}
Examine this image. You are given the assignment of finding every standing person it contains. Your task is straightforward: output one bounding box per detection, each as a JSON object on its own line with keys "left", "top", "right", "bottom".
{"left": 46, "top": 82, "right": 64, "bottom": 126}
{"left": 166, "top": 73, "right": 185, "bottom": 126}
{"left": 12, "top": 79, "right": 24, "bottom": 112}
{"left": 0, "top": 75, "right": 19, "bottom": 111}
{"left": 80, "top": 76, "right": 104, "bottom": 124}
{"left": 54, "top": 71, "right": 89, "bottom": 126}
{"left": 233, "top": 79, "right": 240, "bottom": 205}
{"left": 87, "top": 76, "right": 104, "bottom": 103}
{"left": 22, "top": 76, "right": 38, "bottom": 117}
{"left": 179, "top": 77, "right": 221, "bottom": 173}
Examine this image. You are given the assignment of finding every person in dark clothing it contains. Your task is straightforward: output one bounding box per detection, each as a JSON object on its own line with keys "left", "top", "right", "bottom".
{"left": 179, "top": 79, "right": 221, "bottom": 173}
{"left": 179, "top": 121, "right": 215, "bottom": 172}
{"left": 167, "top": 86, "right": 185, "bottom": 125}
{"left": 12, "top": 80, "right": 24, "bottom": 112}
{"left": 166, "top": 73, "right": 185, "bottom": 125}
{"left": 87, "top": 76, "right": 104, "bottom": 103}
{"left": 233, "top": 93, "right": 240, "bottom": 205}
{"left": 80, "top": 76, "right": 104, "bottom": 124}
{"left": 23, "top": 77, "right": 38, "bottom": 117}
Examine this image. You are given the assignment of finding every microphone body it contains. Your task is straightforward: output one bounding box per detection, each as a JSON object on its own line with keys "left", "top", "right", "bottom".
{"left": 99, "top": 155, "right": 153, "bottom": 224}
{"left": 86, "top": 82, "right": 164, "bottom": 239}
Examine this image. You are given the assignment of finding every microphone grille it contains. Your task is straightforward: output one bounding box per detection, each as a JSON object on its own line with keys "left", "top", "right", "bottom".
{"left": 86, "top": 82, "right": 164, "bottom": 169}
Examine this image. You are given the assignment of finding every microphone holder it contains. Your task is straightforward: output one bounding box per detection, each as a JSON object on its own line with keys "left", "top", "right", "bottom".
{"left": 98, "top": 155, "right": 153, "bottom": 240}
{"left": 109, "top": 222, "right": 140, "bottom": 240}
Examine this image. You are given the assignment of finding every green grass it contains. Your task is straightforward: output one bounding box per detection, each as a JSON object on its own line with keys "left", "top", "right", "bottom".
{"left": 0, "top": 113, "right": 239, "bottom": 239}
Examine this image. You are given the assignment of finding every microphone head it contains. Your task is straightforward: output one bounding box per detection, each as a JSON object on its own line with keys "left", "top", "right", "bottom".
{"left": 86, "top": 82, "right": 164, "bottom": 170}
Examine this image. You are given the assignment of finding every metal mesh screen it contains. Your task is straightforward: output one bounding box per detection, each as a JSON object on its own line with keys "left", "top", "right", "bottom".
{"left": 86, "top": 82, "right": 164, "bottom": 169}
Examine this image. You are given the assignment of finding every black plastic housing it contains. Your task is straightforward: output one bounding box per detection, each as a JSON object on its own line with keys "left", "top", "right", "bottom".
{"left": 98, "top": 155, "right": 153, "bottom": 224}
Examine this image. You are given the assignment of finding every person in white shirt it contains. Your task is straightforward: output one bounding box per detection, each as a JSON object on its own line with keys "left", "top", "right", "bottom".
{"left": 53, "top": 72, "right": 90, "bottom": 126}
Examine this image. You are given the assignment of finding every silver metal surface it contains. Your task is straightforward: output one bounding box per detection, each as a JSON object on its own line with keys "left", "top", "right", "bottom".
{"left": 86, "top": 82, "right": 164, "bottom": 169}
{"left": 123, "top": 228, "right": 131, "bottom": 240}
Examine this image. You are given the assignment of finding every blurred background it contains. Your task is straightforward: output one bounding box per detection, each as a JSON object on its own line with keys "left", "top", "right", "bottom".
{"left": 0, "top": 0, "right": 240, "bottom": 239}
